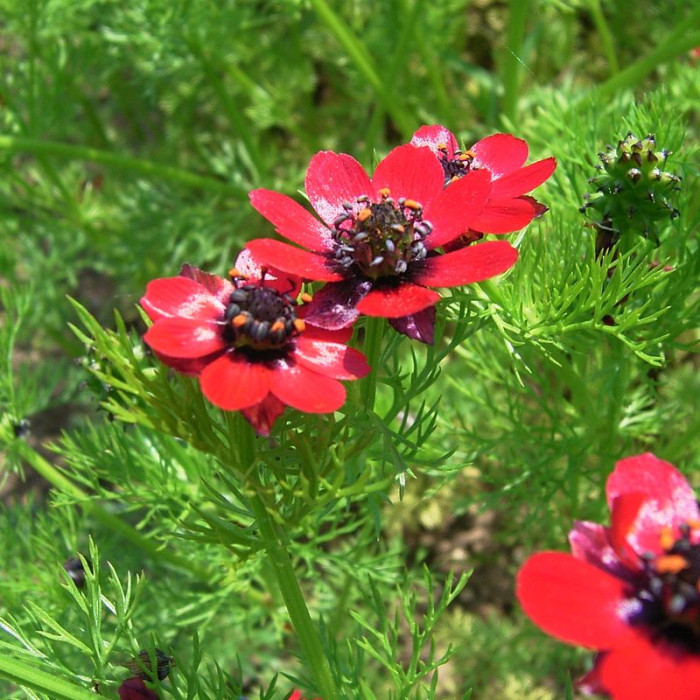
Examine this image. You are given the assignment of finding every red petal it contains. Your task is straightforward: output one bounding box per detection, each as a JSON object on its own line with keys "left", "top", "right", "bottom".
{"left": 371, "top": 144, "right": 443, "bottom": 207}
{"left": 411, "top": 124, "right": 459, "bottom": 157}
{"left": 269, "top": 358, "right": 347, "bottom": 413}
{"left": 305, "top": 151, "right": 374, "bottom": 226}
{"left": 424, "top": 169, "right": 492, "bottom": 249}
{"left": 608, "top": 493, "right": 647, "bottom": 567}
{"left": 569, "top": 521, "right": 630, "bottom": 580}
{"left": 491, "top": 157, "right": 557, "bottom": 197}
{"left": 241, "top": 395, "right": 286, "bottom": 436}
{"left": 414, "top": 240, "right": 518, "bottom": 288}
{"left": 606, "top": 453, "right": 700, "bottom": 555}
{"left": 301, "top": 323, "right": 353, "bottom": 344}
{"left": 356, "top": 283, "right": 440, "bottom": 318}
{"left": 249, "top": 189, "right": 335, "bottom": 252}
{"left": 179, "top": 265, "right": 234, "bottom": 305}
{"left": 471, "top": 133, "right": 529, "bottom": 177}
{"left": 119, "top": 677, "right": 159, "bottom": 700}
{"left": 144, "top": 318, "right": 225, "bottom": 358}
{"left": 245, "top": 239, "right": 344, "bottom": 282}
{"left": 469, "top": 196, "right": 536, "bottom": 234}
{"left": 233, "top": 249, "right": 302, "bottom": 296}
{"left": 199, "top": 353, "right": 271, "bottom": 411}
{"left": 141, "top": 277, "right": 225, "bottom": 323}
{"left": 516, "top": 552, "right": 632, "bottom": 649}
{"left": 293, "top": 338, "right": 370, "bottom": 380}
{"left": 598, "top": 632, "right": 700, "bottom": 700}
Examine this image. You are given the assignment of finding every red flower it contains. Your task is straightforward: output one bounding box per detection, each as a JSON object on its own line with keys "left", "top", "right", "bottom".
{"left": 118, "top": 677, "right": 159, "bottom": 699}
{"left": 411, "top": 124, "right": 556, "bottom": 245}
{"left": 141, "top": 253, "right": 370, "bottom": 436}
{"left": 288, "top": 690, "right": 320, "bottom": 700}
{"left": 517, "top": 453, "right": 700, "bottom": 700}
{"left": 247, "top": 143, "right": 518, "bottom": 344}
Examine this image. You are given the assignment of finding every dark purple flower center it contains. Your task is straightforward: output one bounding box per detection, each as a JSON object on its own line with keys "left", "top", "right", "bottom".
{"left": 437, "top": 143, "right": 475, "bottom": 185}
{"left": 630, "top": 521, "right": 700, "bottom": 652}
{"left": 223, "top": 280, "right": 304, "bottom": 351}
{"left": 331, "top": 188, "right": 432, "bottom": 280}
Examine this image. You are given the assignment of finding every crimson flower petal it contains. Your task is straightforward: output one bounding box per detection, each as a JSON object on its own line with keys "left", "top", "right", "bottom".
{"left": 491, "top": 157, "right": 557, "bottom": 197}
{"left": 241, "top": 395, "right": 286, "bottom": 436}
{"left": 389, "top": 306, "right": 436, "bottom": 344}
{"left": 180, "top": 264, "right": 234, "bottom": 305}
{"left": 356, "top": 283, "right": 440, "bottom": 318}
{"left": 249, "top": 189, "right": 335, "bottom": 252}
{"left": 371, "top": 144, "right": 444, "bottom": 207}
{"left": 269, "top": 358, "right": 347, "bottom": 413}
{"left": 301, "top": 323, "right": 353, "bottom": 344}
{"left": 305, "top": 151, "right": 375, "bottom": 226}
{"left": 144, "top": 318, "right": 226, "bottom": 358}
{"left": 471, "top": 133, "right": 529, "bottom": 177}
{"left": 199, "top": 353, "right": 271, "bottom": 411}
{"left": 245, "top": 239, "right": 344, "bottom": 282}
{"left": 293, "top": 337, "right": 370, "bottom": 380}
{"left": 232, "top": 248, "right": 302, "bottom": 296}
{"left": 411, "top": 124, "right": 459, "bottom": 157}
{"left": 598, "top": 632, "right": 700, "bottom": 700}
{"left": 568, "top": 520, "right": 631, "bottom": 580}
{"left": 118, "top": 677, "right": 159, "bottom": 700}
{"left": 608, "top": 493, "right": 647, "bottom": 567}
{"left": 424, "top": 169, "right": 492, "bottom": 249}
{"left": 469, "top": 196, "right": 536, "bottom": 234}
{"left": 302, "top": 279, "right": 371, "bottom": 329}
{"left": 413, "top": 240, "right": 517, "bottom": 288}
{"left": 141, "top": 277, "right": 225, "bottom": 323}
{"left": 606, "top": 453, "right": 700, "bottom": 556}
{"left": 517, "top": 552, "right": 632, "bottom": 649}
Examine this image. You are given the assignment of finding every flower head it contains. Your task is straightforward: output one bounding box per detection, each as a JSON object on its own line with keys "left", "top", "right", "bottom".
{"left": 118, "top": 677, "right": 159, "bottom": 699}
{"left": 517, "top": 453, "right": 700, "bottom": 699}
{"left": 248, "top": 143, "right": 518, "bottom": 344}
{"left": 141, "top": 253, "right": 369, "bottom": 436}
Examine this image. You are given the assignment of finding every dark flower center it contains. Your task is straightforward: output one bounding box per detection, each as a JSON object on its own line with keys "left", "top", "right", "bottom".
{"left": 223, "top": 279, "right": 304, "bottom": 351}
{"left": 630, "top": 521, "right": 700, "bottom": 652}
{"left": 332, "top": 188, "right": 432, "bottom": 280}
{"left": 437, "top": 143, "right": 475, "bottom": 185}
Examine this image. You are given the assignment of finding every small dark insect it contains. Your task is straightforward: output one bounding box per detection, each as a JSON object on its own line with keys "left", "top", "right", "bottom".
{"left": 124, "top": 648, "right": 174, "bottom": 681}
{"left": 63, "top": 556, "right": 91, "bottom": 588}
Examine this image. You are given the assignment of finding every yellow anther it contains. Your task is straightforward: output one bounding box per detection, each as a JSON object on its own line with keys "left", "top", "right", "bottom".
{"left": 660, "top": 526, "right": 675, "bottom": 551}
{"left": 437, "top": 142, "right": 447, "bottom": 150}
{"left": 232, "top": 313, "right": 248, "bottom": 328}
{"left": 687, "top": 518, "right": 700, "bottom": 531}
{"left": 403, "top": 199, "right": 422, "bottom": 211}
{"left": 300, "top": 292, "right": 313, "bottom": 303}
{"left": 378, "top": 187, "right": 391, "bottom": 198}
{"left": 654, "top": 554, "right": 688, "bottom": 575}
{"left": 271, "top": 320, "right": 286, "bottom": 333}
{"left": 358, "top": 208, "right": 372, "bottom": 222}
{"left": 463, "top": 149, "right": 476, "bottom": 159}
{"left": 293, "top": 318, "right": 306, "bottom": 333}
{"left": 228, "top": 267, "right": 241, "bottom": 278}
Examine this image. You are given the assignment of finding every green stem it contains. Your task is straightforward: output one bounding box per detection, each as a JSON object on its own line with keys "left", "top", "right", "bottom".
{"left": 10, "top": 440, "right": 213, "bottom": 584}
{"left": 587, "top": 0, "right": 619, "bottom": 75}
{"left": 248, "top": 491, "right": 340, "bottom": 700}
{"left": 307, "top": 0, "right": 417, "bottom": 138}
{"left": 360, "top": 316, "right": 386, "bottom": 411}
{"left": 0, "top": 656, "right": 96, "bottom": 700}
{"left": 595, "top": 21, "right": 700, "bottom": 99}
{"left": 0, "top": 135, "right": 247, "bottom": 196}
{"left": 502, "top": 0, "right": 530, "bottom": 124}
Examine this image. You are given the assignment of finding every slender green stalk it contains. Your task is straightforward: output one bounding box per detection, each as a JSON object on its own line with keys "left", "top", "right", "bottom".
{"left": 360, "top": 316, "right": 387, "bottom": 411}
{"left": 0, "top": 656, "right": 96, "bottom": 700}
{"left": 501, "top": 0, "right": 531, "bottom": 125}
{"left": 587, "top": 0, "right": 619, "bottom": 75}
{"left": 0, "top": 135, "right": 247, "bottom": 196}
{"left": 594, "top": 20, "right": 700, "bottom": 99}
{"left": 248, "top": 491, "right": 340, "bottom": 700}
{"left": 307, "top": 0, "right": 417, "bottom": 138}
{"left": 10, "top": 440, "right": 213, "bottom": 584}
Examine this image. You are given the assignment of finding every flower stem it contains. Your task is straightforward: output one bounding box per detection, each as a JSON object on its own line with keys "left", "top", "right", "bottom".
{"left": 9, "top": 439, "right": 214, "bottom": 584}
{"left": 248, "top": 490, "right": 340, "bottom": 700}
{"left": 360, "top": 316, "right": 386, "bottom": 411}
{"left": 0, "top": 135, "right": 248, "bottom": 196}
{"left": 502, "top": 0, "right": 531, "bottom": 125}
{"left": 0, "top": 656, "right": 96, "bottom": 700}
